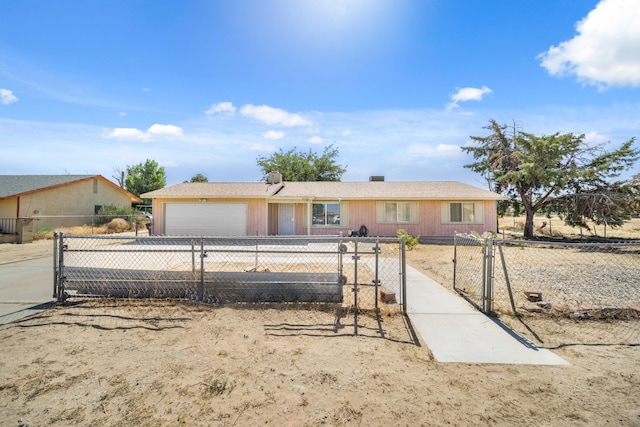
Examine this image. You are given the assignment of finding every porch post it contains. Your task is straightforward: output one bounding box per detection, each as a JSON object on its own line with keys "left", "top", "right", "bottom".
{"left": 307, "top": 198, "right": 312, "bottom": 235}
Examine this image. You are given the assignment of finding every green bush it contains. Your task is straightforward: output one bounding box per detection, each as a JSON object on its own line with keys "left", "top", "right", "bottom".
{"left": 95, "top": 205, "right": 137, "bottom": 225}
{"left": 397, "top": 229, "right": 419, "bottom": 250}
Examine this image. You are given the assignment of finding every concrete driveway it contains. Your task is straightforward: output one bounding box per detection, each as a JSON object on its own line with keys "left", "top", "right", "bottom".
{"left": 0, "top": 257, "right": 55, "bottom": 324}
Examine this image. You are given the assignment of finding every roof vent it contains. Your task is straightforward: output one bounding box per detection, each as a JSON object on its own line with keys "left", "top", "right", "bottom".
{"left": 369, "top": 176, "right": 385, "bottom": 182}
{"left": 267, "top": 171, "right": 283, "bottom": 184}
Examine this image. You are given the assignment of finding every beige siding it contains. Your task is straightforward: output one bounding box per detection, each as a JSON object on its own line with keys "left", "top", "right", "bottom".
{"left": 153, "top": 198, "right": 268, "bottom": 236}
{"left": 0, "top": 199, "right": 18, "bottom": 218}
{"left": 18, "top": 179, "right": 135, "bottom": 228}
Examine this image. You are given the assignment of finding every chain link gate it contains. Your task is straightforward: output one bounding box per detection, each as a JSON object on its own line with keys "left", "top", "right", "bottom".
{"left": 53, "top": 234, "right": 406, "bottom": 334}
{"left": 453, "top": 233, "right": 495, "bottom": 314}
{"left": 454, "top": 233, "right": 640, "bottom": 347}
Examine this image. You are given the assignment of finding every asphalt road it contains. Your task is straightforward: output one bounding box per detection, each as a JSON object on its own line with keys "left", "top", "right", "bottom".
{"left": 0, "top": 257, "right": 55, "bottom": 322}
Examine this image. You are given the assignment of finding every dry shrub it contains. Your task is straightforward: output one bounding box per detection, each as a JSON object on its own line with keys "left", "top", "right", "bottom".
{"left": 107, "top": 218, "right": 130, "bottom": 234}
{"left": 63, "top": 225, "right": 109, "bottom": 235}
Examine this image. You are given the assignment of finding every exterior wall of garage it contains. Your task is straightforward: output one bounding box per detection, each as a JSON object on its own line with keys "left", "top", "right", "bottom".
{"left": 151, "top": 198, "right": 268, "bottom": 236}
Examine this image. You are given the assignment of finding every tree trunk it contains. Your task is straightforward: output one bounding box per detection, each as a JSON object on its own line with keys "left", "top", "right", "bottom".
{"left": 524, "top": 209, "right": 535, "bottom": 239}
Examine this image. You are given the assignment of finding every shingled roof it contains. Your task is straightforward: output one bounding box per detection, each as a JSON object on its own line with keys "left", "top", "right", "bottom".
{"left": 0, "top": 175, "right": 142, "bottom": 202}
{"left": 141, "top": 182, "right": 285, "bottom": 198}
{"left": 142, "top": 181, "right": 506, "bottom": 200}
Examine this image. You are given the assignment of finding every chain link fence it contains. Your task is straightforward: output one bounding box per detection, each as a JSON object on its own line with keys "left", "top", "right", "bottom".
{"left": 33, "top": 214, "right": 152, "bottom": 237}
{"left": 454, "top": 233, "right": 640, "bottom": 346}
{"left": 54, "top": 234, "right": 406, "bottom": 319}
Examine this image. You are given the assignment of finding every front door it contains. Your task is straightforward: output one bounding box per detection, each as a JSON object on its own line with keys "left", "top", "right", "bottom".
{"left": 277, "top": 203, "right": 295, "bottom": 235}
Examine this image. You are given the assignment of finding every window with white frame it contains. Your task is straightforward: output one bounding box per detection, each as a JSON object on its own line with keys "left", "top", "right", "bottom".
{"left": 449, "top": 202, "right": 475, "bottom": 223}
{"left": 376, "top": 201, "right": 418, "bottom": 224}
{"left": 385, "top": 202, "right": 411, "bottom": 223}
{"left": 312, "top": 202, "right": 341, "bottom": 226}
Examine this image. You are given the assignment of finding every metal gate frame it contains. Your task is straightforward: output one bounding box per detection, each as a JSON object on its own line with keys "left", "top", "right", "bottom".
{"left": 453, "top": 232, "right": 494, "bottom": 314}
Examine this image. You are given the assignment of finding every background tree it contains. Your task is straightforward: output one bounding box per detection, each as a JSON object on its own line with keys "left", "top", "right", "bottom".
{"left": 463, "top": 120, "right": 639, "bottom": 239}
{"left": 187, "top": 173, "right": 208, "bottom": 183}
{"left": 125, "top": 159, "right": 166, "bottom": 205}
{"left": 112, "top": 167, "right": 125, "bottom": 188}
{"left": 256, "top": 144, "right": 347, "bottom": 182}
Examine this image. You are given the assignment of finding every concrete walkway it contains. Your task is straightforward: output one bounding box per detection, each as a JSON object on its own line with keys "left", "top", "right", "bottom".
{"left": 0, "top": 257, "right": 55, "bottom": 325}
{"left": 405, "top": 265, "right": 568, "bottom": 365}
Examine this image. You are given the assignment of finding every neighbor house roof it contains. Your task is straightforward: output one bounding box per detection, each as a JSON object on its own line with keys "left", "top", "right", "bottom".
{"left": 0, "top": 175, "right": 142, "bottom": 202}
{"left": 142, "top": 181, "right": 506, "bottom": 201}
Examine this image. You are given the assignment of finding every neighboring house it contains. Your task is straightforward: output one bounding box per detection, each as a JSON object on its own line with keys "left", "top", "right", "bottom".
{"left": 142, "top": 174, "right": 506, "bottom": 238}
{"left": 0, "top": 175, "right": 142, "bottom": 233}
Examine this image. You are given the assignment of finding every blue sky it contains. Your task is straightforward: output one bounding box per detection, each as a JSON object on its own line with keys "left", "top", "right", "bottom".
{"left": 1, "top": 0, "right": 639, "bottom": 187}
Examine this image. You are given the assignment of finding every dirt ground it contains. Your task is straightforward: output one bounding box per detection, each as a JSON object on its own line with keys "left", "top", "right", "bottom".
{"left": 1, "top": 240, "right": 639, "bottom": 426}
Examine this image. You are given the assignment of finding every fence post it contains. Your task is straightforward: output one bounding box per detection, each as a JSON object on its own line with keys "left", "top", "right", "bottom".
{"left": 484, "top": 237, "right": 494, "bottom": 314}
{"left": 400, "top": 235, "right": 407, "bottom": 315}
{"left": 353, "top": 239, "right": 359, "bottom": 336}
{"left": 53, "top": 233, "right": 58, "bottom": 298}
{"left": 481, "top": 236, "right": 487, "bottom": 312}
{"left": 453, "top": 233, "right": 458, "bottom": 290}
{"left": 373, "top": 238, "right": 380, "bottom": 312}
{"left": 57, "top": 232, "right": 65, "bottom": 301}
{"left": 199, "top": 238, "right": 205, "bottom": 300}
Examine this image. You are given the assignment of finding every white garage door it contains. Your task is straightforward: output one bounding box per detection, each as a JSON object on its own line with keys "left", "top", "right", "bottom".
{"left": 165, "top": 203, "right": 248, "bottom": 236}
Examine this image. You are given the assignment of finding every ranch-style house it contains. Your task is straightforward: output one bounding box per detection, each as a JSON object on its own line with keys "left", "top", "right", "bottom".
{"left": 0, "top": 175, "right": 142, "bottom": 243}
{"left": 142, "top": 174, "right": 506, "bottom": 238}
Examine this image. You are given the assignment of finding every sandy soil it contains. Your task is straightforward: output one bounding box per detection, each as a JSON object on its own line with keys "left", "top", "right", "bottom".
{"left": 0, "top": 239, "right": 54, "bottom": 265}
{"left": 1, "top": 241, "right": 639, "bottom": 426}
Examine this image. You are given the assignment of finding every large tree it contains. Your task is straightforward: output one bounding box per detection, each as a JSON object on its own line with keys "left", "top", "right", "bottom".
{"left": 125, "top": 159, "right": 166, "bottom": 204}
{"left": 256, "top": 144, "right": 347, "bottom": 182}
{"left": 463, "top": 120, "right": 639, "bottom": 239}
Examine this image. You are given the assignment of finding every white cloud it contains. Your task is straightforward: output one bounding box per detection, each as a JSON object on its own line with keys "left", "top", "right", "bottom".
{"left": 341, "top": 129, "right": 352, "bottom": 136}
{"left": 583, "top": 130, "right": 610, "bottom": 145}
{"left": 0, "top": 88, "right": 18, "bottom": 105}
{"left": 147, "top": 124, "right": 184, "bottom": 137}
{"left": 103, "top": 124, "right": 183, "bottom": 141}
{"left": 538, "top": 0, "right": 640, "bottom": 88}
{"left": 407, "top": 143, "right": 462, "bottom": 159}
{"left": 263, "top": 130, "right": 285, "bottom": 140}
{"left": 247, "top": 142, "right": 277, "bottom": 152}
{"left": 119, "top": 112, "right": 127, "bottom": 117}
{"left": 103, "top": 127, "right": 151, "bottom": 142}
{"left": 205, "top": 101, "right": 237, "bottom": 116}
{"left": 240, "top": 104, "right": 313, "bottom": 127}
{"left": 306, "top": 136, "right": 323, "bottom": 144}
{"left": 445, "top": 86, "right": 492, "bottom": 111}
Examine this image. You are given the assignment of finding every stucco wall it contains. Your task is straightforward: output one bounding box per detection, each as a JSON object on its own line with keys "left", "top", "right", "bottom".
{"left": 0, "top": 198, "right": 18, "bottom": 218}
{"left": 19, "top": 178, "right": 134, "bottom": 228}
